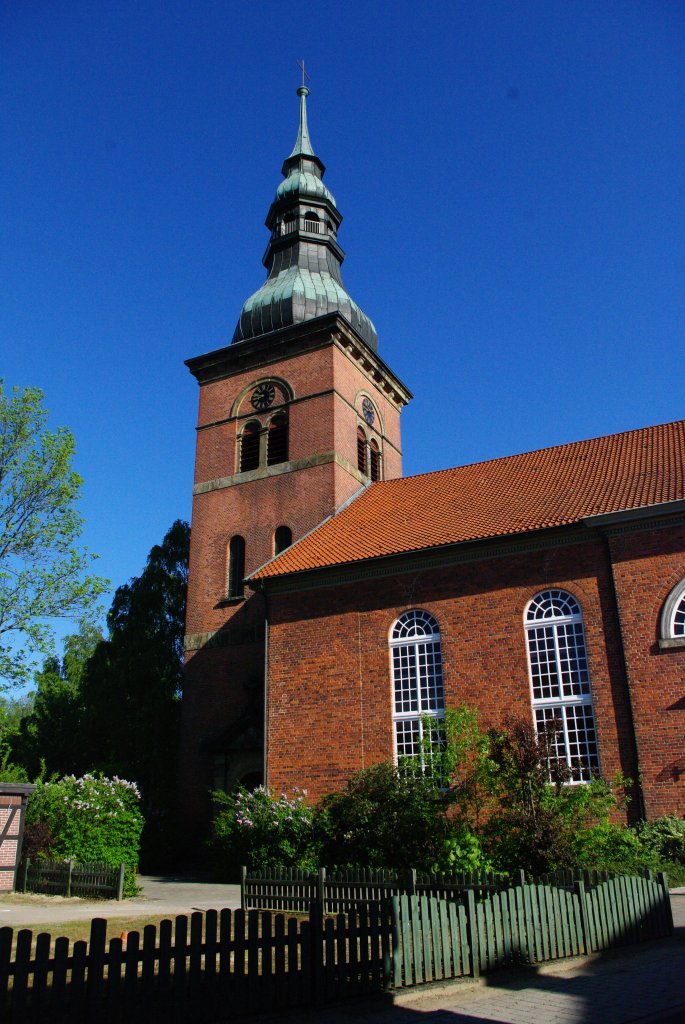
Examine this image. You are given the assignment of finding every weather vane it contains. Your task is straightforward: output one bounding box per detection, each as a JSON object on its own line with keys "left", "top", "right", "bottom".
{"left": 296, "top": 59, "right": 311, "bottom": 89}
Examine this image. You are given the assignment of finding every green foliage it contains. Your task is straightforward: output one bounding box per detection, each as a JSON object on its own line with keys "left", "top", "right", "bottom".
{"left": 436, "top": 704, "right": 497, "bottom": 827}
{"left": 0, "top": 381, "right": 108, "bottom": 688}
{"left": 210, "top": 786, "right": 318, "bottom": 878}
{"left": 315, "top": 761, "right": 453, "bottom": 871}
{"left": 635, "top": 816, "right": 685, "bottom": 865}
{"left": 6, "top": 521, "right": 189, "bottom": 868}
{"left": 25, "top": 773, "right": 144, "bottom": 895}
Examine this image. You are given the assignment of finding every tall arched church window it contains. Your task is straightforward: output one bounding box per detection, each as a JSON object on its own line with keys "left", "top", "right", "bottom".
{"left": 357, "top": 427, "right": 367, "bottom": 476}
{"left": 240, "top": 422, "right": 261, "bottom": 473}
{"left": 369, "top": 439, "right": 381, "bottom": 482}
{"left": 274, "top": 525, "right": 292, "bottom": 555}
{"left": 390, "top": 610, "right": 445, "bottom": 769}
{"left": 227, "top": 536, "right": 246, "bottom": 599}
{"left": 525, "top": 589, "right": 599, "bottom": 781}
{"left": 267, "top": 413, "right": 288, "bottom": 466}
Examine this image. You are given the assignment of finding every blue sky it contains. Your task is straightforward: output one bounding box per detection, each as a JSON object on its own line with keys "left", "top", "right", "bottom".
{"left": 2, "top": 0, "right": 684, "bottom": 636}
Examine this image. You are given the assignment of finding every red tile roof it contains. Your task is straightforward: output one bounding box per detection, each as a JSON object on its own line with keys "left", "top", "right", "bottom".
{"left": 251, "top": 419, "right": 685, "bottom": 581}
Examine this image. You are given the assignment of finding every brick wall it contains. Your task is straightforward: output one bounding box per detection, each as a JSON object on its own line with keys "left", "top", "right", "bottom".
{"left": 265, "top": 537, "right": 641, "bottom": 807}
{"left": 608, "top": 522, "right": 685, "bottom": 818}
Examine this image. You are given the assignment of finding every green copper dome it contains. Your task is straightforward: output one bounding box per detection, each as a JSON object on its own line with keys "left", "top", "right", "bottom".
{"left": 232, "top": 87, "right": 378, "bottom": 351}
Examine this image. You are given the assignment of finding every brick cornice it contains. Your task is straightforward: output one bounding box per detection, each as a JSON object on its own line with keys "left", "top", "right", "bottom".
{"left": 249, "top": 523, "right": 599, "bottom": 596}
{"left": 185, "top": 312, "right": 412, "bottom": 408}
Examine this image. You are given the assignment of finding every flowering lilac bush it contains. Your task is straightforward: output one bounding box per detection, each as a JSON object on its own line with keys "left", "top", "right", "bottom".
{"left": 210, "top": 786, "right": 319, "bottom": 878}
{"left": 25, "top": 773, "right": 144, "bottom": 895}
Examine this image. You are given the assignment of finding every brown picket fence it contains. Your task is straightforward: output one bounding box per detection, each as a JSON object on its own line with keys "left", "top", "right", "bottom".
{"left": 20, "top": 859, "right": 125, "bottom": 900}
{"left": 0, "top": 871, "right": 674, "bottom": 1022}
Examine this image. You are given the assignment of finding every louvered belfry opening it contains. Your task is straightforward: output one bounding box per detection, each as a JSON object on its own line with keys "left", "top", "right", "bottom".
{"left": 240, "top": 422, "right": 261, "bottom": 472}
{"left": 370, "top": 440, "right": 381, "bottom": 482}
{"left": 357, "top": 427, "right": 367, "bottom": 476}
{"left": 267, "top": 413, "right": 288, "bottom": 466}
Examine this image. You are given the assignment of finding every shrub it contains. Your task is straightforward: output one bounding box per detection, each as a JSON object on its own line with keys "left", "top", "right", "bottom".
{"left": 315, "top": 761, "right": 454, "bottom": 871}
{"left": 26, "top": 773, "right": 144, "bottom": 896}
{"left": 635, "top": 816, "right": 685, "bottom": 865}
{"left": 210, "top": 786, "right": 318, "bottom": 879}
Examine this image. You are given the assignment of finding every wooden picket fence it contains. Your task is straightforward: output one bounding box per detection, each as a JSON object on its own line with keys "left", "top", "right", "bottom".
{"left": 20, "top": 859, "right": 125, "bottom": 900}
{"left": 0, "top": 872, "right": 674, "bottom": 1022}
{"left": 391, "top": 871, "right": 673, "bottom": 985}
{"left": 241, "top": 865, "right": 515, "bottom": 913}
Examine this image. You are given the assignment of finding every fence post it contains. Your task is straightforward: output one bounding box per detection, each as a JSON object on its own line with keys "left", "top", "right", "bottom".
{"left": 656, "top": 872, "right": 674, "bottom": 936}
{"left": 406, "top": 869, "right": 416, "bottom": 897}
{"left": 318, "top": 866, "right": 326, "bottom": 916}
{"left": 517, "top": 869, "right": 526, "bottom": 888}
{"left": 116, "top": 863, "right": 125, "bottom": 901}
{"left": 574, "top": 880, "right": 589, "bottom": 955}
{"left": 20, "top": 858, "right": 30, "bottom": 893}
{"left": 310, "top": 899, "right": 324, "bottom": 1003}
{"left": 66, "top": 859, "right": 74, "bottom": 898}
{"left": 466, "top": 889, "right": 480, "bottom": 978}
{"left": 240, "top": 865, "right": 247, "bottom": 909}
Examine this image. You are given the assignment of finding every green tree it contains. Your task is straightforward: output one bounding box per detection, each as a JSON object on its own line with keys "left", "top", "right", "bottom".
{"left": 9, "top": 623, "right": 103, "bottom": 778}
{"left": 77, "top": 520, "right": 189, "bottom": 861}
{"left": 0, "top": 382, "right": 107, "bottom": 688}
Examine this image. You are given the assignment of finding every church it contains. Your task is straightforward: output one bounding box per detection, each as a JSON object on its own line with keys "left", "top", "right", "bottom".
{"left": 179, "top": 87, "right": 685, "bottom": 835}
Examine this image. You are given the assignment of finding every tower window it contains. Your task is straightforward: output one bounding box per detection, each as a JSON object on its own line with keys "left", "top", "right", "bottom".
{"left": 240, "top": 422, "right": 261, "bottom": 473}
{"left": 267, "top": 413, "right": 288, "bottom": 466}
{"left": 227, "top": 536, "right": 246, "bottom": 599}
{"left": 282, "top": 214, "right": 296, "bottom": 236}
{"left": 357, "top": 427, "right": 367, "bottom": 476}
{"left": 274, "top": 525, "right": 293, "bottom": 555}
{"left": 304, "top": 212, "right": 321, "bottom": 233}
{"left": 525, "top": 589, "right": 599, "bottom": 782}
{"left": 369, "top": 440, "right": 381, "bottom": 482}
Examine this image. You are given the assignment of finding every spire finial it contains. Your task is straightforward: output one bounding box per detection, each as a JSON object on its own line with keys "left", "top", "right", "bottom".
{"left": 289, "top": 61, "right": 316, "bottom": 159}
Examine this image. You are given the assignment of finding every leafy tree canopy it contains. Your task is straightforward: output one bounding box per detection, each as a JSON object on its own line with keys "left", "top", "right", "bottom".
{"left": 0, "top": 382, "right": 107, "bottom": 688}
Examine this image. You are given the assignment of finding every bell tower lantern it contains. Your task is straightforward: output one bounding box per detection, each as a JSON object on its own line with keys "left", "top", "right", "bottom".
{"left": 179, "top": 86, "right": 412, "bottom": 832}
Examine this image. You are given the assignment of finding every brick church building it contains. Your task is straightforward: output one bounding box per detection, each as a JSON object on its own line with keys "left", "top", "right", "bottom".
{"left": 180, "top": 87, "right": 685, "bottom": 833}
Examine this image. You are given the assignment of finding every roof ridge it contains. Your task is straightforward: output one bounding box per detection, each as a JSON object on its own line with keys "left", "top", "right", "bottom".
{"left": 380, "top": 417, "right": 685, "bottom": 489}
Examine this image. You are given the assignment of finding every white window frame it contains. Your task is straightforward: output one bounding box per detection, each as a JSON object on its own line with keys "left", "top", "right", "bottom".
{"left": 524, "top": 589, "right": 600, "bottom": 782}
{"left": 390, "top": 610, "right": 445, "bottom": 770}
{"left": 660, "top": 578, "right": 685, "bottom": 642}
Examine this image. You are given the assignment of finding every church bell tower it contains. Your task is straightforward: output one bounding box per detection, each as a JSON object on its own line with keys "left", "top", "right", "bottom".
{"left": 180, "top": 86, "right": 412, "bottom": 830}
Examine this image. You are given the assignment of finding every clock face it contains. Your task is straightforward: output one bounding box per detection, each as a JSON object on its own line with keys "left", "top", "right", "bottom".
{"left": 362, "top": 397, "right": 375, "bottom": 426}
{"left": 251, "top": 383, "right": 276, "bottom": 411}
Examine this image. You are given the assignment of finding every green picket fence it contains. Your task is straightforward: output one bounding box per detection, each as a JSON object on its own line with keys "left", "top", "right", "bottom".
{"left": 20, "top": 859, "right": 125, "bottom": 900}
{"left": 241, "top": 865, "right": 513, "bottom": 913}
{"left": 391, "top": 871, "right": 673, "bottom": 986}
{"left": 0, "top": 872, "right": 674, "bottom": 1021}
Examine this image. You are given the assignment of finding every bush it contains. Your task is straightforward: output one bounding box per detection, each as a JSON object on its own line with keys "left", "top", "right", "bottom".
{"left": 26, "top": 773, "right": 144, "bottom": 896}
{"left": 315, "top": 761, "right": 454, "bottom": 872}
{"left": 635, "top": 816, "right": 685, "bottom": 865}
{"left": 210, "top": 786, "right": 318, "bottom": 879}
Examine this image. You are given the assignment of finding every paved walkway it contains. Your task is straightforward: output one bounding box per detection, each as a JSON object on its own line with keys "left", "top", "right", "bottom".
{"left": 0, "top": 879, "right": 683, "bottom": 1023}
{"left": 0, "top": 874, "right": 241, "bottom": 927}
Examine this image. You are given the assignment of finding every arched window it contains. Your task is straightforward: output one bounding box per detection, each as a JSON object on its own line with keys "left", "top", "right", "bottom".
{"left": 282, "top": 214, "right": 296, "bottom": 236}
{"left": 240, "top": 422, "right": 261, "bottom": 473}
{"left": 303, "top": 211, "right": 320, "bottom": 233}
{"left": 357, "top": 427, "right": 367, "bottom": 476}
{"left": 227, "top": 536, "right": 246, "bottom": 599}
{"left": 525, "top": 589, "right": 599, "bottom": 781}
{"left": 274, "top": 525, "right": 292, "bottom": 555}
{"left": 660, "top": 578, "right": 685, "bottom": 640}
{"left": 390, "top": 610, "right": 445, "bottom": 768}
{"left": 267, "top": 413, "right": 288, "bottom": 466}
{"left": 369, "top": 439, "right": 381, "bottom": 482}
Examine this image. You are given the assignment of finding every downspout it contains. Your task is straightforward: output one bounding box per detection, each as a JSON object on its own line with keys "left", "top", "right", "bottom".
{"left": 598, "top": 529, "right": 646, "bottom": 820}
